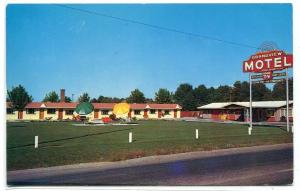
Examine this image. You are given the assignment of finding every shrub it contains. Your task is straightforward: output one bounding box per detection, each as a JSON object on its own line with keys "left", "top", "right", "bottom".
{"left": 109, "top": 114, "right": 116, "bottom": 120}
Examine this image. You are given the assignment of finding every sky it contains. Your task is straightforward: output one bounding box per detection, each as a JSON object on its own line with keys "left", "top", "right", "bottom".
{"left": 6, "top": 4, "right": 293, "bottom": 101}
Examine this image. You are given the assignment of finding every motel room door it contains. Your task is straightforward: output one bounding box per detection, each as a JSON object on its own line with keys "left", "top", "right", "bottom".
{"left": 18, "top": 110, "right": 23, "bottom": 119}
{"left": 39, "top": 109, "right": 44, "bottom": 120}
{"left": 58, "top": 109, "right": 63, "bottom": 120}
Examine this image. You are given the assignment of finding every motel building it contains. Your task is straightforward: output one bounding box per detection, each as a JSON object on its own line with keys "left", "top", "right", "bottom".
{"left": 6, "top": 89, "right": 181, "bottom": 121}
{"left": 197, "top": 101, "right": 293, "bottom": 122}
{"left": 6, "top": 102, "right": 182, "bottom": 121}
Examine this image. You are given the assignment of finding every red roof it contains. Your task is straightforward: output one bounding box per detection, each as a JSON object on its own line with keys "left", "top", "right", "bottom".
{"left": 6, "top": 102, "right": 12, "bottom": 108}
{"left": 25, "top": 102, "right": 42, "bottom": 109}
{"left": 148, "top": 104, "right": 182, "bottom": 109}
{"left": 129, "top": 103, "right": 181, "bottom": 110}
{"left": 24, "top": 102, "right": 78, "bottom": 109}
{"left": 92, "top": 103, "right": 116, "bottom": 109}
{"left": 130, "top": 104, "right": 147, "bottom": 109}
{"left": 20, "top": 102, "right": 181, "bottom": 110}
{"left": 44, "top": 102, "right": 78, "bottom": 108}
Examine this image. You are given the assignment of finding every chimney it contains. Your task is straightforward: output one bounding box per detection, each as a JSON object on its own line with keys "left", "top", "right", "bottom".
{"left": 60, "top": 89, "right": 65, "bottom": 103}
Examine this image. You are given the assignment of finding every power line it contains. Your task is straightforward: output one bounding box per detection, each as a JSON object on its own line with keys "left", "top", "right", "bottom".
{"left": 53, "top": 4, "right": 260, "bottom": 50}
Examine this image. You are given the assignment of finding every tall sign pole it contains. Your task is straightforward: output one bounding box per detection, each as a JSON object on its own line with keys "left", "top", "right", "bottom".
{"left": 249, "top": 73, "right": 253, "bottom": 135}
{"left": 286, "top": 68, "right": 289, "bottom": 132}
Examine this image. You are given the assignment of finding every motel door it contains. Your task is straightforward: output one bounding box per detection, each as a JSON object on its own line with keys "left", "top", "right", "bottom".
{"left": 158, "top": 110, "right": 162, "bottom": 118}
{"left": 39, "top": 109, "right": 44, "bottom": 120}
{"left": 94, "top": 109, "right": 99, "bottom": 119}
{"left": 128, "top": 109, "right": 132, "bottom": 118}
{"left": 18, "top": 110, "right": 23, "bottom": 119}
{"left": 58, "top": 109, "right": 63, "bottom": 120}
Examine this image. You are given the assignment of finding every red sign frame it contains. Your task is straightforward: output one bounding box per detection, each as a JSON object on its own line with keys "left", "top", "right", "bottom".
{"left": 243, "top": 50, "right": 293, "bottom": 73}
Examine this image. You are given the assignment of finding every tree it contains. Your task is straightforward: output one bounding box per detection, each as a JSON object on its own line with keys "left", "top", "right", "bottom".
{"left": 174, "top": 83, "right": 197, "bottom": 110}
{"left": 207, "top": 87, "right": 216, "bottom": 103}
{"left": 240, "top": 81, "right": 250, "bottom": 101}
{"left": 127, "top": 89, "right": 146, "bottom": 103}
{"left": 232, "top": 81, "right": 250, "bottom": 101}
{"left": 91, "top": 98, "right": 98, "bottom": 103}
{"left": 7, "top": 85, "right": 33, "bottom": 110}
{"left": 145, "top": 98, "right": 154, "bottom": 103}
{"left": 232, "top": 81, "right": 242, "bottom": 102}
{"left": 43, "top": 91, "right": 59, "bottom": 102}
{"left": 174, "top": 83, "right": 193, "bottom": 103}
{"left": 252, "top": 83, "right": 272, "bottom": 101}
{"left": 78, "top": 93, "right": 90, "bottom": 103}
{"left": 155, "top": 88, "right": 173, "bottom": 103}
{"left": 182, "top": 91, "right": 198, "bottom": 111}
{"left": 272, "top": 77, "right": 293, "bottom": 100}
{"left": 214, "top": 85, "right": 232, "bottom": 102}
{"left": 194, "top": 84, "right": 209, "bottom": 106}
{"left": 64, "top": 96, "right": 72, "bottom": 103}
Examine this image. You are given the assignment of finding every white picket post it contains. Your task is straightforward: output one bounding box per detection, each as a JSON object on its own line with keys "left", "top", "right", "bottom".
{"left": 129, "top": 132, "right": 132, "bottom": 143}
{"left": 195, "top": 129, "right": 199, "bottom": 139}
{"left": 35, "top": 136, "right": 38, "bottom": 148}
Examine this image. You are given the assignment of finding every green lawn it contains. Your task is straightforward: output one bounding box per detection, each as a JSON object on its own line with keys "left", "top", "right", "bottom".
{"left": 7, "top": 120, "right": 292, "bottom": 171}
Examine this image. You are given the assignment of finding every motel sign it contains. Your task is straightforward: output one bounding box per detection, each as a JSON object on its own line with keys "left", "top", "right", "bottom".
{"left": 243, "top": 50, "right": 293, "bottom": 73}
{"left": 242, "top": 49, "right": 293, "bottom": 135}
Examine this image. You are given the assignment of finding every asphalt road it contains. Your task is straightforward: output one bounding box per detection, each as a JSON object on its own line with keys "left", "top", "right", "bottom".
{"left": 7, "top": 144, "right": 293, "bottom": 186}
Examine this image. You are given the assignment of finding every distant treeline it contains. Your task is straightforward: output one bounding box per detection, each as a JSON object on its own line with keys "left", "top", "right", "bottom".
{"left": 7, "top": 78, "right": 293, "bottom": 111}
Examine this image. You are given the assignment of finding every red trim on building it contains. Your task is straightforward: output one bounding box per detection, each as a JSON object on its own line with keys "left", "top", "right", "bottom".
{"left": 180, "top": 111, "right": 200, "bottom": 117}
{"left": 92, "top": 103, "right": 116, "bottom": 109}
{"left": 267, "top": 116, "right": 276, "bottom": 122}
{"left": 25, "top": 102, "right": 42, "bottom": 109}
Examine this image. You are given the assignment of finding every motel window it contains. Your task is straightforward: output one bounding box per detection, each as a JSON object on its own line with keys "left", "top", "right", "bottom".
{"left": 47, "top": 109, "right": 56, "bottom": 114}
{"left": 150, "top": 109, "right": 156, "bottom": 114}
{"left": 164, "top": 110, "right": 170, "bottom": 115}
{"left": 101, "top": 110, "right": 109, "bottom": 115}
{"left": 134, "top": 110, "right": 141, "bottom": 115}
{"left": 26, "top": 108, "right": 35, "bottom": 114}
{"left": 65, "top": 110, "right": 74, "bottom": 115}
{"left": 7, "top": 108, "right": 14, "bottom": 114}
